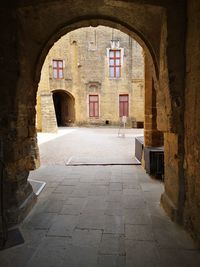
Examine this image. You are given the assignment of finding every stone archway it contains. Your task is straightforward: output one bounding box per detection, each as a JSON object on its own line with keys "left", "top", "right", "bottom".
{"left": 53, "top": 90, "right": 75, "bottom": 126}
{"left": 0, "top": 0, "right": 187, "bottom": 241}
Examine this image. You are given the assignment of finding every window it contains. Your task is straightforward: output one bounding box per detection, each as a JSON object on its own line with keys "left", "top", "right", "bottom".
{"left": 53, "top": 60, "right": 64, "bottom": 79}
{"left": 89, "top": 95, "right": 99, "bottom": 118}
{"left": 109, "top": 50, "right": 121, "bottom": 78}
{"left": 119, "top": 94, "right": 129, "bottom": 117}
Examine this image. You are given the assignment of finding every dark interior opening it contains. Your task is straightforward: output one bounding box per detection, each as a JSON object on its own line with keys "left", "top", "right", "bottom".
{"left": 53, "top": 91, "right": 75, "bottom": 126}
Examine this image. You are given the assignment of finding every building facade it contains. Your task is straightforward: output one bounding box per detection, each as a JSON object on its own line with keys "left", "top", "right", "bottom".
{"left": 37, "top": 26, "right": 144, "bottom": 132}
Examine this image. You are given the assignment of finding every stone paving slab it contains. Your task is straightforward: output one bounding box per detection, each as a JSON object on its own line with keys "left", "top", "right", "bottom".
{"left": 23, "top": 212, "right": 57, "bottom": 230}
{"left": 27, "top": 236, "right": 71, "bottom": 267}
{"left": 124, "top": 208, "right": 152, "bottom": 225}
{"left": 62, "top": 246, "right": 98, "bottom": 267}
{"left": 47, "top": 215, "right": 79, "bottom": 237}
{"left": 77, "top": 213, "right": 105, "bottom": 230}
{"left": 159, "top": 249, "right": 200, "bottom": 267}
{"left": 99, "top": 234, "right": 126, "bottom": 255}
{"left": 1, "top": 128, "right": 200, "bottom": 267}
{"left": 125, "top": 224, "right": 155, "bottom": 241}
{"left": 98, "top": 255, "right": 126, "bottom": 267}
{"left": 125, "top": 240, "right": 161, "bottom": 267}
{"left": 1, "top": 164, "right": 200, "bottom": 267}
{"left": 71, "top": 229, "right": 102, "bottom": 248}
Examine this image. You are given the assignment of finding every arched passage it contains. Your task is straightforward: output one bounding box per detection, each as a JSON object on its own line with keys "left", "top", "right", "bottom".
{"left": 36, "top": 18, "right": 159, "bottom": 84}
{"left": 53, "top": 90, "right": 75, "bottom": 126}
{"left": 2, "top": 17, "right": 165, "bottom": 224}
{"left": 0, "top": 1, "right": 187, "bottom": 243}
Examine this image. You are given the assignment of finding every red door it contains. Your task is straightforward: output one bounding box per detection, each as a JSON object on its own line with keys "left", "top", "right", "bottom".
{"left": 89, "top": 95, "right": 99, "bottom": 117}
{"left": 119, "top": 94, "right": 129, "bottom": 117}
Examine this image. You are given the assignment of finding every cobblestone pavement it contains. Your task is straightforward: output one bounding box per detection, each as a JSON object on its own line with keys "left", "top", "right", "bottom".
{"left": 0, "top": 128, "right": 200, "bottom": 267}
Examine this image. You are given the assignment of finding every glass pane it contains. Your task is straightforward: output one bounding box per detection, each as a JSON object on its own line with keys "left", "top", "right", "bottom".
{"left": 116, "top": 67, "right": 120, "bottom": 78}
{"left": 58, "top": 61, "right": 63, "bottom": 68}
{"left": 116, "top": 50, "right": 120, "bottom": 57}
{"left": 109, "top": 67, "right": 114, "bottom": 78}
{"left": 109, "top": 50, "right": 114, "bottom": 57}
{"left": 116, "top": 59, "right": 120, "bottom": 65}
{"left": 53, "top": 69, "right": 57, "bottom": 78}
{"left": 53, "top": 60, "right": 57, "bottom": 67}
{"left": 109, "top": 59, "right": 114, "bottom": 66}
{"left": 59, "top": 70, "right": 63, "bottom": 78}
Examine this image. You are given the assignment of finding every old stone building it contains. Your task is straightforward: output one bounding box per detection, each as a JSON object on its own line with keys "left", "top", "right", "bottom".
{"left": 1, "top": 0, "right": 200, "bottom": 256}
{"left": 37, "top": 26, "right": 144, "bottom": 131}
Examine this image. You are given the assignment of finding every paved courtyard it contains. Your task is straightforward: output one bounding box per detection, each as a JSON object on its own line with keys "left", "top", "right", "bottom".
{"left": 0, "top": 127, "right": 200, "bottom": 266}
{"left": 37, "top": 127, "right": 143, "bottom": 165}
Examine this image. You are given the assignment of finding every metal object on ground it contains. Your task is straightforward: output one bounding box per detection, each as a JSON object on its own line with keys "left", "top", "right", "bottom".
{"left": 144, "top": 146, "right": 164, "bottom": 179}
{"left": 135, "top": 136, "right": 144, "bottom": 163}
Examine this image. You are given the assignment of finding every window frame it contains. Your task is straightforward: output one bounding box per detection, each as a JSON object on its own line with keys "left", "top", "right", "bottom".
{"left": 52, "top": 59, "right": 64, "bottom": 79}
{"left": 109, "top": 49, "right": 121, "bottom": 79}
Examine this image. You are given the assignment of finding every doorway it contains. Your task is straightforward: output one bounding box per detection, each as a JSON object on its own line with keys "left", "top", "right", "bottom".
{"left": 53, "top": 90, "right": 75, "bottom": 126}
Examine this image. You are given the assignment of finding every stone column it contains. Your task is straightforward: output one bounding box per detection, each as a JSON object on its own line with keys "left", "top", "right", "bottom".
{"left": 40, "top": 92, "right": 57, "bottom": 133}
{"left": 159, "top": 3, "right": 186, "bottom": 223}
{"left": 0, "top": 9, "right": 38, "bottom": 228}
{"left": 144, "top": 56, "right": 163, "bottom": 147}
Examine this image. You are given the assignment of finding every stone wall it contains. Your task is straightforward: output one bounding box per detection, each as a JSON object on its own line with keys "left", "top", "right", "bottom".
{"left": 184, "top": 0, "right": 200, "bottom": 243}
{"left": 160, "top": 2, "right": 186, "bottom": 225}
{"left": 37, "top": 26, "right": 144, "bottom": 131}
{"left": 1, "top": 0, "right": 195, "bottom": 244}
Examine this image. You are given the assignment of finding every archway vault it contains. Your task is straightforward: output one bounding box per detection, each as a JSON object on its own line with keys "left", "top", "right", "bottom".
{"left": 1, "top": 0, "right": 187, "bottom": 242}
{"left": 36, "top": 17, "right": 160, "bottom": 83}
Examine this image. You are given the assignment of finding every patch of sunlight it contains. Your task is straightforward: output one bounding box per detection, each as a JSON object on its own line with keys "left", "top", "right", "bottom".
{"left": 37, "top": 127, "right": 76, "bottom": 145}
